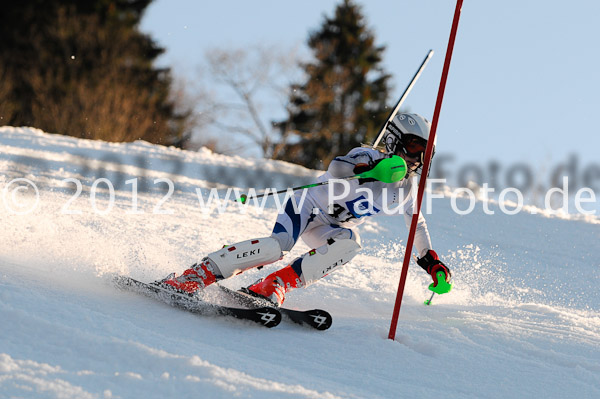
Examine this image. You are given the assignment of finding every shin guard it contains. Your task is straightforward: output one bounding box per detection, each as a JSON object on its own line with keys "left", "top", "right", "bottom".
{"left": 206, "top": 237, "right": 283, "bottom": 279}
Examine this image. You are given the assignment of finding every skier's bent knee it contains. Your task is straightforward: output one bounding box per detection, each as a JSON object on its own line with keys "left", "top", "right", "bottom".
{"left": 246, "top": 237, "right": 361, "bottom": 306}
{"left": 295, "top": 237, "right": 361, "bottom": 287}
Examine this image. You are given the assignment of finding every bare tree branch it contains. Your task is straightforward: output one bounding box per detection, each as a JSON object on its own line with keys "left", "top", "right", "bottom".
{"left": 197, "top": 44, "right": 302, "bottom": 158}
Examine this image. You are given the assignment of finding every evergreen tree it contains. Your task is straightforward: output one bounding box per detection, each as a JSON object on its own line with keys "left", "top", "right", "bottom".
{"left": 0, "top": 0, "right": 189, "bottom": 146}
{"left": 275, "top": 0, "right": 391, "bottom": 169}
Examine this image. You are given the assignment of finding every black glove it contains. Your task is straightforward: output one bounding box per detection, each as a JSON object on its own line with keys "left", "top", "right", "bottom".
{"left": 417, "top": 250, "right": 451, "bottom": 286}
{"left": 353, "top": 159, "right": 382, "bottom": 184}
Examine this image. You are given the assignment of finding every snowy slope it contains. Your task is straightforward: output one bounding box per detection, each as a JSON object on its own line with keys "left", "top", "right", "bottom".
{"left": 1, "top": 127, "right": 599, "bottom": 399}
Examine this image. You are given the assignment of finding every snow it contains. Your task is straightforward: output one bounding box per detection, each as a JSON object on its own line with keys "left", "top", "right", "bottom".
{"left": 1, "top": 126, "right": 599, "bottom": 398}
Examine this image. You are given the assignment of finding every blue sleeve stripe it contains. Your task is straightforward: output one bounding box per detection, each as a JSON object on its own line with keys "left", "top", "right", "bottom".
{"left": 349, "top": 151, "right": 374, "bottom": 161}
{"left": 332, "top": 157, "right": 356, "bottom": 165}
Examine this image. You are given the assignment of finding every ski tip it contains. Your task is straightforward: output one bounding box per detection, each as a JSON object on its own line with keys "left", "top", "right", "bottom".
{"left": 112, "top": 274, "right": 134, "bottom": 288}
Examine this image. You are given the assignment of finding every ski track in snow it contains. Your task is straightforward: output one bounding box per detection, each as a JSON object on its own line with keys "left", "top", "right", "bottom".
{"left": 0, "top": 127, "right": 599, "bottom": 399}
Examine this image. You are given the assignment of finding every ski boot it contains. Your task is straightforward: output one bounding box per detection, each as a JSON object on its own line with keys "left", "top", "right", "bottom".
{"left": 154, "top": 258, "right": 220, "bottom": 295}
{"left": 154, "top": 237, "right": 283, "bottom": 296}
{"left": 243, "top": 265, "right": 303, "bottom": 307}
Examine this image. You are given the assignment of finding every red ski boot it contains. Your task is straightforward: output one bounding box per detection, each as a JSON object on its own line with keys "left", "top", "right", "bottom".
{"left": 245, "top": 265, "right": 303, "bottom": 306}
{"left": 157, "top": 258, "right": 220, "bottom": 295}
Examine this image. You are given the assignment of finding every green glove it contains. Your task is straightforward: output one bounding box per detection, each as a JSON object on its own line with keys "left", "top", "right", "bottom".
{"left": 354, "top": 155, "right": 407, "bottom": 183}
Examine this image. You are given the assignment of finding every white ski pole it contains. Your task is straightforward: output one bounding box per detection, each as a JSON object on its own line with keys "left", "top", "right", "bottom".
{"left": 372, "top": 50, "right": 434, "bottom": 149}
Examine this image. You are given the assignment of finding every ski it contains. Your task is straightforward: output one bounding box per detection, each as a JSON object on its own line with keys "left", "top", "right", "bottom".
{"left": 216, "top": 284, "right": 332, "bottom": 331}
{"left": 113, "top": 276, "right": 281, "bottom": 328}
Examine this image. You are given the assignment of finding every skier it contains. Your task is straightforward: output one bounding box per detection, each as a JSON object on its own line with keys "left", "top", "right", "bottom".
{"left": 157, "top": 113, "right": 451, "bottom": 306}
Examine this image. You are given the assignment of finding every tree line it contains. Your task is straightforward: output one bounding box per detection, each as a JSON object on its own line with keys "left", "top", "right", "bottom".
{"left": 1, "top": 0, "right": 393, "bottom": 170}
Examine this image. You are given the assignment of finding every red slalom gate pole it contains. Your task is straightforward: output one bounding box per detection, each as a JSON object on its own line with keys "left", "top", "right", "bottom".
{"left": 388, "top": 0, "right": 464, "bottom": 341}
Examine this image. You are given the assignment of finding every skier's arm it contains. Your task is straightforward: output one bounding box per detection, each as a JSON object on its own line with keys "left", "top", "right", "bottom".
{"left": 403, "top": 200, "right": 451, "bottom": 285}
{"left": 403, "top": 211, "right": 432, "bottom": 257}
{"left": 328, "top": 149, "right": 380, "bottom": 178}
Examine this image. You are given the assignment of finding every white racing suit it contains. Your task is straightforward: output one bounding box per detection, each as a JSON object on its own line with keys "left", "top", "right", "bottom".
{"left": 266, "top": 147, "right": 433, "bottom": 286}
{"left": 171, "top": 147, "right": 433, "bottom": 303}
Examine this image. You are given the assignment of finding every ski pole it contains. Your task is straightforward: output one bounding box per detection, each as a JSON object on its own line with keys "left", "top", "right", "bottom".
{"left": 424, "top": 291, "right": 435, "bottom": 306}
{"left": 237, "top": 177, "right": 355, "bottom": 204}
{"left": 411, "top": 254, "right": 436, "bottom": 305}
{"left": 237, "top": 155, "right": 407, "bottom": 204}
{"left": 372, "top": 49, "right": 434, "bottom": 149}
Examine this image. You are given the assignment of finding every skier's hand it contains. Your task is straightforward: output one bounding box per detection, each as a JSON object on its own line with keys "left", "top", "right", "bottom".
{"left": 353, "top": 159, "right": 382, "bottom": 184}
{"left": 417, "top": 250, "right": 451, "bottom": 286}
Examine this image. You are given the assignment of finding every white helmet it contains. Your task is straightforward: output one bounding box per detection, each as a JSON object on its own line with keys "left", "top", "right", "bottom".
{"left": 384, "top": 112, "right": 435, "bottom": 160}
